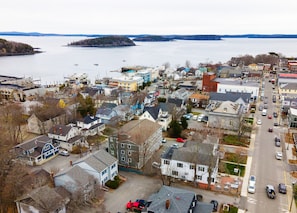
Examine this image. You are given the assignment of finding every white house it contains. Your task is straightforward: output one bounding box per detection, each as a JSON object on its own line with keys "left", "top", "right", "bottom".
{"left": 54, "top": 150, "right": 118, "bottom": 199}
{"left": 216, "top": 78, "right": 260, "bottom": 101}
{"left": 160, "top": 136, "right": 219, "bottom": 189}
{"left": 72, "top": 149, "right": 118, "bottom": 185}
{"left": 47, "top": 124, "right": 86, "bottom": 152}
{"left": 76, "top": 115, "right": 105, "bottom": 136}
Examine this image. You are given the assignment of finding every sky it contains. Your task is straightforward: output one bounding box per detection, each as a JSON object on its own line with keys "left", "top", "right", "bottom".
{"left": 1, "top": 0, "right": 297, "bottom": 35}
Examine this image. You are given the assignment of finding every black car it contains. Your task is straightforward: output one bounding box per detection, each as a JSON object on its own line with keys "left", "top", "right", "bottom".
{"left": 210, "top": 200, "right": 218, "bottom": 212}
{"left": 273, "top": 112, "right": 278, "bottom": 118}
{"left": 278, "top": 183, "right": 287, "bottom": 194}
{"left": 275, "top": 137, "right": 281, "bottom": 147}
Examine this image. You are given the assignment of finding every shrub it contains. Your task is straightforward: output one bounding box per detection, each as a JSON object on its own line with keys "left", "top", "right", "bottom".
{"left": 105, "top": 175, "right": 120, "bottom": 189}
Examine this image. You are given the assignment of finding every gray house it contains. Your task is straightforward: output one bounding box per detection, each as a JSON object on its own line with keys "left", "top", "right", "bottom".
{"left": 207, "top": 101, "right": 244, "bottom": 130}
{"left": 108, "top": 119, "right": 162, "bottom": 169}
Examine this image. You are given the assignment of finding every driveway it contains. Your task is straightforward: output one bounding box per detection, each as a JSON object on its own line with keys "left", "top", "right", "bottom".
{"left": 103, "top": 171, "right": 239, "bottom": 213}
{"left": 104, "top": 172, "right": 163, "bottom": 212}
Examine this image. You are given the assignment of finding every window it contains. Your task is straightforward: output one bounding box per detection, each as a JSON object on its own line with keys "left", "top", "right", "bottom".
{"left": 190, "top": 164, "right": 195, "bottom": 170}
{"left": 197, "top": 175, "right": 202, "bottom": 180}
{"left": 128, "top": 158, "right": 132, "bottom": 163}
{"left": 121, "top": 157, "right": 125, "bottom": 161}
{"left": 177, "top": 163, "right": 183, "bottom": 168}
{"left": 128, "top": 151, "right": 132, "bottom": 156}
{"left": 164, "top": 160, "right": 170, "bottom": 165}
{"left": 198, "top": 166, "right": 205, "bottom": 172}
{"left": 121, "top": 150, "right": 125, "bottom": 154}
{"left": 128, "top": 144, "right": 132, "bottom": 149}
{"left": 121, "top": 143, "right": 125, "bottom": 148}
{"left": 172, "top": 171, "right": 178, "bottom": 176}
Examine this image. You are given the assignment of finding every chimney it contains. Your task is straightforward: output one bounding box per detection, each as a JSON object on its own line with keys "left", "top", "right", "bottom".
{"left": 165, "top": 200, "right": 170, "bottom": 209}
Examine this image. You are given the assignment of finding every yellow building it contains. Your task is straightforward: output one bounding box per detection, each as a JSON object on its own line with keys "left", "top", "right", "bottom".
{"left": 116, "top": 76, "right": 143, "bottom": 92}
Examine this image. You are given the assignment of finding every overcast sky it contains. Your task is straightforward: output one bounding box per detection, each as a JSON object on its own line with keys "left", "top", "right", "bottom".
{"left": 1, "top": 0, "right": 296, "bottom": 35}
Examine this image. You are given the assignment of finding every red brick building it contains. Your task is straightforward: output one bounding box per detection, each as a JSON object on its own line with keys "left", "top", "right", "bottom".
{"left": 202, "top": 72, "right": 218, "bottom": 92}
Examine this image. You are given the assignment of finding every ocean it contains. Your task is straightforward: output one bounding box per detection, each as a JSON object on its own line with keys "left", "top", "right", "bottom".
{"left": 0, "top": 36, "right": 296, "bottom": 85}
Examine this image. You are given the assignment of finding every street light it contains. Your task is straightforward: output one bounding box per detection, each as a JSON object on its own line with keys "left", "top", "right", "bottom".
{"left": 290, "top": 181, "right": 296, "bottom": 212}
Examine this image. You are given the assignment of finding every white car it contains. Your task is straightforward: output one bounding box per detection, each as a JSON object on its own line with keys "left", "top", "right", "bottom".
{"left": 197, "top": 114, "right": 205, "bottom": 122}
{"left": 256, "top": 119, "right": 262, "bottom": 125}
{"left": 276, "top": 152, "right": 283, "bottom": 160}
{"left": 248, "top": 182, "right": 256, "bottom": 194}
{"left": 59, "top": 150, "right": 70, "bottom": 156}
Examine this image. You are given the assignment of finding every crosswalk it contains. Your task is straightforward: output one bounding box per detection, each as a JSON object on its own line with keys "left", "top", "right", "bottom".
{"left": 247, "top": 197, "right": 257, "bottom": 205}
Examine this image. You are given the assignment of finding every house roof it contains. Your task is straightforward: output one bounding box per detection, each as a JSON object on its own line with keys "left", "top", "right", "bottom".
{"left": 172, "top": 142, "right": 217, "bottom": 166}
{"left": 15, "top": 135, "right": 52, "bottom": 151}
{"left": 54, "top": 165, "right": 91, "bottom": 186}
{"left": 101, "top": 102, "right": 117, "bottom": 109}
{"left": 159, "top": 102, "right": 176, "bottom": 114}
{"left": 289, "top": 107, "right": 297, "bottom": 116}
{"left": 147, "top": 185, "right": 195, "bottom": 213}
{"left": 189, "top": 93, "right": 209, "bottom": 100}
{"left": 96, "top": 107, "right": 114, "bottom": 116}
{"left": 82, "top": 115, "right": 100, "bottom": 124}
{"left": 209, "top": 92, "right": 251, "bottom": 103}
{"left": 279, "top": 73, "right": 297, "bottom": 78}
{"left": 168, "top": 98, "right": 183, "bottom": 107}
{"left": 48, "top": 124, "right": 71, "bottom": 136}
{"left": 143, "top": 105, "right": 161, "bottom": 120}
{"left": 16, "top": 185, "right": 67, "bottom": 212}
{"left": 212, "top": 101, "right": 241, "bottom": 114}
{"left": 119, "top": 119, "right": 161, "bottom": 145}
{"left": 280, "top": 83, "right": 297, "bottom": 90}
{"left": 74, "top": 150, "right": 117, "bottom": 172}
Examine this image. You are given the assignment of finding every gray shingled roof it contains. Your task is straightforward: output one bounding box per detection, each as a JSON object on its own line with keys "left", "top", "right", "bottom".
{"left": 143, "top": 105, "right": 161, "bottom": 120}
{"left": 170, "top": 142, "right": 217, "bottom": 166}
{"left": 73, "top": 150, "right": 117, "bottom": 173}
{"left": 48, "top": 124, "right": 71, "bottom": 136}
{"left": 209, "top": 92, "right": 251, "bottom": 104}
{"left": 55, "top": 165, "right": 91, "bottom": 186}
{"left": 147, "top": 186, "right": 195, "bottom": 213}
{"left": 18, "top": 185, "right": 66, "bottom": 212}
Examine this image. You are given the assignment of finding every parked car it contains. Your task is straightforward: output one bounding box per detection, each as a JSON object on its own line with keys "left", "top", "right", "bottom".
{"left": 275, "top": 137, "right": 280, "bottom": 147}
{"left": 273, "top": 112, "right": 278, "bottom": 118}
{"left": 259, "top": 105, "right": 263, "bottom": 111}
{"left": 126, "top": 201, "right": 144, "bottom": 211}
{"left": 276, "top": 151, "right": 283, "bottom": 160}
{"left": 197, "top": 114, "right": 205, "bottom": 122}
{"left": 278, "top": 183, "right": 287, "bottom": 194}
{"left": 268, "top": 127, "right": 273, "bottom": 132}
{"left": 256, "top": 119, "right": 262, "bottom": 125}
{"left": 136, "top": 199, "right": 147, "bottom": 207}
{"left": 268, "top": 115, "right": 272, "bottom": 119}
{"left": 266, "top": 185, "right": 276, "bottom": 199}
{"left": 59, "top": 150, "right": 70, "bottom": 156}
{"left": 161, "top": 138, "right": 167, "bottom": 143}
{"left": 248, "top": 182, "right": 256, "bottom": 194}
{"left": 176, "top": 138, "right": 186, "bottom": 143}
{"left": 210, "top": 200, "right": 218, "bottom": 212}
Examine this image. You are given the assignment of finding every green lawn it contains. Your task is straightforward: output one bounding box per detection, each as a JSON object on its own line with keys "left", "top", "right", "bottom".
{"left": 219, "top": 162, "right": 245, "bottom": 177}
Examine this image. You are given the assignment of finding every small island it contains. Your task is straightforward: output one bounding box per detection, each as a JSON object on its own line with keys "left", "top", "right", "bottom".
{"left": 133, "top": 35, "right": 173, "bottom": 42}
{"left": 68, "top": 35, "right": 136, "bottom": 47}
{"left": 0, "top": 38, "right": 39, "bottom": 56}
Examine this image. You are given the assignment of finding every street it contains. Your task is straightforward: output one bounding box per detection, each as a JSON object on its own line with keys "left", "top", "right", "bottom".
{"left": 246, "top": 77, "right": 290, "bottom": 212}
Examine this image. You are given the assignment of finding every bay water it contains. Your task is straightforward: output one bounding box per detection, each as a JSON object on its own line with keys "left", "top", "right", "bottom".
{"left": 0, "top": 36, "right": 296, "bottom": 85}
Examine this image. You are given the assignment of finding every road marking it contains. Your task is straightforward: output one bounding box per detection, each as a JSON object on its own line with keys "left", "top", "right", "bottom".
{"left": 247, "top": 197, "right": 257, "bottom": 205}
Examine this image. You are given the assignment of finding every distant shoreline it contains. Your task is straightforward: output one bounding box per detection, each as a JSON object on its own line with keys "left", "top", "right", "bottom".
{"left": 1, "top": 32, "right": 297, "bottom": 39}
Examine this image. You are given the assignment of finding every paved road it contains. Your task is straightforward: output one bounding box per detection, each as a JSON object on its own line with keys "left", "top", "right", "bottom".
{"left": 246, "top": 78, "right": 290, "bottom": 213}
